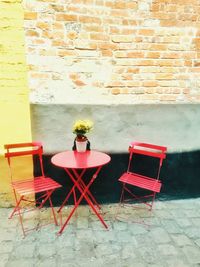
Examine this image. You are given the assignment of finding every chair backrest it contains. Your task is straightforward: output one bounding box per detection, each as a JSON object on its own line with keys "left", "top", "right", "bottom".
{"left": 127, "top": 142, "right": 167, "bottom": 180}
{"left": 4, "top": 142, "right": 45, "bottom": 181}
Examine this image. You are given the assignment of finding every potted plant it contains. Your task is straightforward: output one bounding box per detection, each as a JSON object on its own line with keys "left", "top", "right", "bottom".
{"left": 72, "top": 119, "right": 93, "bottom": 152}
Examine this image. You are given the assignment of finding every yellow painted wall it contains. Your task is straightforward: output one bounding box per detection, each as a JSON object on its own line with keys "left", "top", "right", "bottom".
{"left": 0, "top": 0, "right": 32, "bottom": 206}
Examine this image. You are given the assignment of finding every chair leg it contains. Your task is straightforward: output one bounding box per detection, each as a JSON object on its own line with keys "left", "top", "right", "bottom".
{"left": 150, "top": 192, "right": 156, "bottom": 211}
{"left": 10, "top": 193, "right": 26, "bottom": 237}
{"left": 47, "top": 190, "right": 58, "bottom": 226}
{"left": 119, "top": 183, "right": 125, "bottom": 206}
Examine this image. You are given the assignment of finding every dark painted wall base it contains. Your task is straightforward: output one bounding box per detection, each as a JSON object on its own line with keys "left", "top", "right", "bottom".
{"left": 35, "top": 151, "right": 200, "bottom": 206}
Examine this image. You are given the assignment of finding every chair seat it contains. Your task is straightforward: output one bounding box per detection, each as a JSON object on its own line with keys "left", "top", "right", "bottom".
{"left": 119, "top": 172, "right": 162, "bottom": 193}
{"left": 12, "top": 176, "right": 62, "bottom": 195}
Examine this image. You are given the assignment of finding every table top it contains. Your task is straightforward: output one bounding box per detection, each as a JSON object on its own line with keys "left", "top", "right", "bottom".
{"left": 51, "top": 150, "right": 111, "bottom": 169}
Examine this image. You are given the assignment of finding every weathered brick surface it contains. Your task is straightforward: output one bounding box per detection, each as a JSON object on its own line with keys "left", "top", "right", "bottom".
{"left": 23, "top": 0, "right": 200, "bottom": 103}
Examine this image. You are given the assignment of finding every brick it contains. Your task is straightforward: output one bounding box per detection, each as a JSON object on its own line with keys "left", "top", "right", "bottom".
{"left": 36, "top": 22, "right": 49, "bottom": 30}
{"left": 125, "top": 81, "right": 141, "bottom": 87}
{"left": 73, "top": 79, "right": 86, "bottom": 86}
{"left": 156, "top": 73, "right": 174, "bottom": 80}
{"left": 52, "top": 22, "right": 64, "bottom": 30}
{"left": 121, "top": 74, "right": 132, "bottom": 80}
{"left": 112, "top": 35, "right": 133, "bottom": 43}
{"left": 143, "top": 81, "right": 158, "bottom": 87}
{"left": 101, "top": 50, "right": 112, "bottom": 57}
{"left": 39, "top": 49, "right": 56, "bottom": 56}
{"left": 24, "top": 12, "right": 37, "bottom": 20}
{"left": 106, "top": 81, "right": 124, "bottom": 87}
{"left": 98, "top": 42, "right": 117, "bottom": 50}
{"left": 161, "top": 52, "right": 180, "bottom": 59}
{"left": 90, "top": 33, "right": 109, "bottom": 41}
{"left": 84, "top": 25, "right": 103, "bottom": 32}
{"left": 110, "top": 10, "right": 129, "bottom": 17}
{"left": 26, "top": 30, "right": 40, "bottom": 37}
{"left": 67, "top": 31, "right": 78, "bottom": 40}
{"left": 56, "top": 14, "right": 77, "bottom": 21}
{"left": 160, "top": 95, "right": 177, "bottom": 101}
{"left": 52, "top": 40, "right": 68, "bottom": 47}
{"left": 138, "top": 29, "right": 154, "bottom": 36}
{"left": 50, "top": 4, "right": 64, "bottom": 12}
{"left": 146, "top": 52, "right": 160, "bottom": 58}
{"left": 111, "top": 88, "right": 120, "bottom": 95}
{"left": 79, "top": 16, "right": 101, "bottom": 24}
{"left": 74, "top": 41, "right": 97, "bottom": 50}
{"left": 30, "top": 72, "right": 50, "bottom": 79}
{"left": 57, "top": 49, "right": 77, "bottom": 57}
{"left": 150, "top": 3, "right": 160, "bottom": 12}
{"left": 127, "top": 67, "right": 139, "bottom": 73}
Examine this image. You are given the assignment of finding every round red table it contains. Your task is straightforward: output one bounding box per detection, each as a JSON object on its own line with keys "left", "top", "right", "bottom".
{"left": 51, "top": 150, "right": 111, "bottom": 234}
{"left": 51, "top": 150, "right": 111, "bottom": 169}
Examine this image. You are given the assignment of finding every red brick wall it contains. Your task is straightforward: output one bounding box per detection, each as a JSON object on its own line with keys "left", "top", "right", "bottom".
{"left": 24, "top": 0, "right": 200, "bottom": 103}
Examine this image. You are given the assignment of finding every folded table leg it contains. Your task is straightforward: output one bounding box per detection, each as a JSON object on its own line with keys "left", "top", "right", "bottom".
{"left": 58, "top": 167, "right": 108, "bottom": 235}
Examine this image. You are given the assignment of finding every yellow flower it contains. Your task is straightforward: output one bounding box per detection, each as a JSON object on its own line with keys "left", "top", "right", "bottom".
{"left": 72, "top": 119, "right": 93, "bottom": 135}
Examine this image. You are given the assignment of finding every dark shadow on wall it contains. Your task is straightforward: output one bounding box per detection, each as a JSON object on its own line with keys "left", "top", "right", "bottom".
{"left": 35, "top": 150, "right": 200, "bottom": 206}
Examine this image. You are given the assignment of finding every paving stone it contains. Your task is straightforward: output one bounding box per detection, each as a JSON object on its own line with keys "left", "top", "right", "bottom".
{"left": 122, "top": 260, "right": 146, "bottom": 267}
{"left": 175, "top": 218, "right": 193, "bottom": 228}
{"left": 182, "top": 246, "right": 200, "bottom": 264}
{"left": 191, "top": 218, "right": 200, "bottom": 227}
{"left": 76, "top": 206, "right": 90, "bottom": 217}
{"left": 183, "top": 209, "right": 200, "bottom": 218}
{"left": 158, "top": 244, "right": 179, "bottom": 256}
{"left": 170, "top": 209, "right": 186, "bottom": 218}
{"left": 11, "top": 243, "right": 36, "bottom": 258}
{"left": 0, "top": 199, "right": 200, "bottom": 267}
{"left": 194, "top": 239, "right": 200, "bottom": 247}
{"left": 184, "top": 227, "right": 200, "bottom": 239}
{"left": 6, "top": 259, "right": 35, "bottom": 267}
{"left": 121, "top": 244, "right": 137, "bottom": 259}
{"left": 161, "top": 219, "right": 182, "bottom": 234}
{"left": 77, "top": 217, "right": 89, "bottom": 229}
{"left": 76, "top": 229, "right": 96, "bottom": 241}
{"left": 117, "top": 230, "right": 136, "bottom": 243}
{"left": 94, "top": 230, "right": 116, "bottom": 242}
{"left": 128, "top": 223, "right": 149, "bottom": 235}
{"left": 139, "top": 245, "right": 162, "bottom": 264}
{"left": 0, "top": 241, "right": 14, "bottom": 254}
{"left": 165, "top": 257, "right": 191, "bottom": 267}
{"left": 37, "top": 243, "right": 56, "bottom": 258}
{"left": 36, "top": 258, "right": 57, "bottom": 267}
{"left": 0, "top": 254, "right": 9, "bottom": 267}
{"left": 113, "top": 221, "right": 127, "bottom": 230}
{"left": 150, "top": 227, "right": 171, "bottom": 244}
{"left": 56, "top": 246, "right": 75, "bottom": 260}
{"left": 171, "top": 234, "right": 194, "bottom": 246}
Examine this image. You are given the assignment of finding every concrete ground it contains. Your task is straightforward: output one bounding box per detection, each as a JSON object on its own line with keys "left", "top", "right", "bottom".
{"left": 0, "top": 198, "right": 200, "bottom": 267}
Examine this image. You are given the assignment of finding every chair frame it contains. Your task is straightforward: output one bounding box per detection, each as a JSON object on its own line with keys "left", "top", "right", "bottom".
{"left": 4, "top": 142, "right": 61, "bottom": 237}
{"left": 119, "top": 142, "right": 167, "bottom": 211}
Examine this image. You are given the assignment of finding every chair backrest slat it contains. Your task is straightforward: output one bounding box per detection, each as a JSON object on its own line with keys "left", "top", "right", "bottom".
{"left": 129, "top": 142, "right": 167, "bottom": 160}
{"left": 4, "top": 142, "right": 45, "bottom": 180}
{"left": 4, "top": 142, "right": 43, "bottom": 158}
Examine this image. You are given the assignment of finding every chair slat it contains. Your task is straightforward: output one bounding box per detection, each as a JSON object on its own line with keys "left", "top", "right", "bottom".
{"left": 129, "top": 147, "right": 166, "bottom": 159}
{"left": 12, "top": 177, "right": 61, "bottom": 195}
{"left": 119, "top": 172, "right": 162, "bottom": 193}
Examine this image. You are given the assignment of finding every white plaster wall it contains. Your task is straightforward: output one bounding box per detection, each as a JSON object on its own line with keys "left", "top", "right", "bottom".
{"left": 31, "top": 104, "right": 200, "bottom": 154}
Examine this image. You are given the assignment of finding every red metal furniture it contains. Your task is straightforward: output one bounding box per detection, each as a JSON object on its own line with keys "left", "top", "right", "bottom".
{"left": 119, "top": 142, "right": 167, "bottom": 210}
{"left": 51, "top": 150, "right": 111, "bottom": 235}
{"left": 4, "top": 142, "right": 62, "bottom": 237}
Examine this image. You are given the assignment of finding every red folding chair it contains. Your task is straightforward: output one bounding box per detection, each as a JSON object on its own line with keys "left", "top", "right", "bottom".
{"left": 119, "top": 142, "right": 167, "bottom": 211}
{"left": 4, "top": 142, "right": 62, "bottom": 237}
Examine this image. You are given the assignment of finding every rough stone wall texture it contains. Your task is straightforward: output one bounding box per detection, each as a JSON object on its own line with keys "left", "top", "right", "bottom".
{"left": 23, "top": 0, "right": 200, "bottom": 104}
